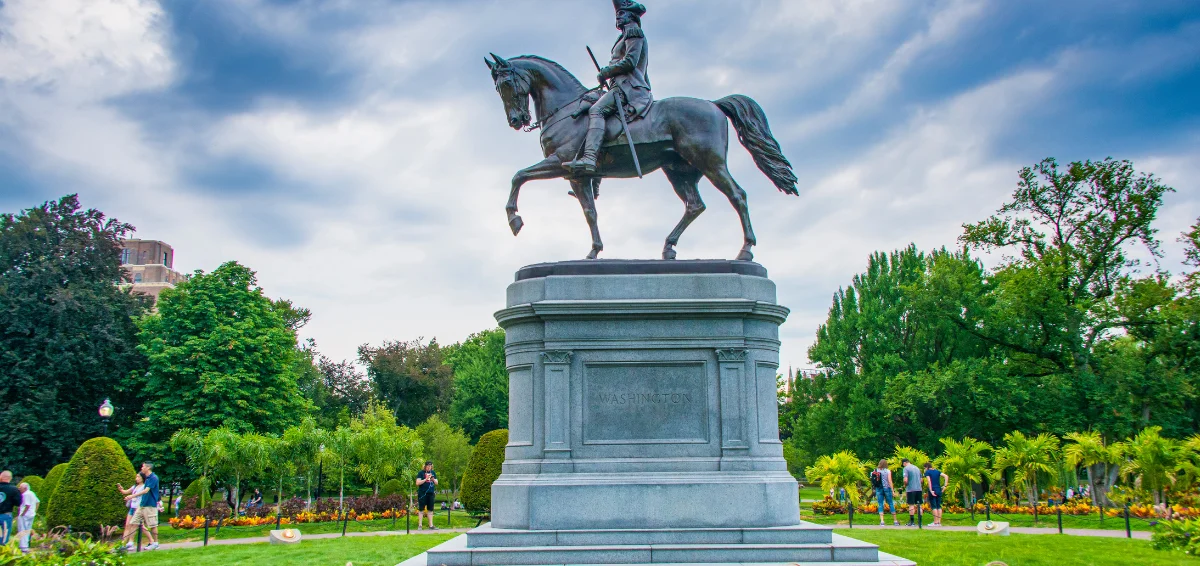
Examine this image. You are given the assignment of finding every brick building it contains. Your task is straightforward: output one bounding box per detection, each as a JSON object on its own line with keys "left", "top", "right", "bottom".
{"left": 120, "top": 239, "right": 186, "bottom": 303}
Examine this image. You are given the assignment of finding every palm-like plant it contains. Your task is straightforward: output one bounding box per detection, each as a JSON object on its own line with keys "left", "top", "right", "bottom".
{"left": 282, "top": 418, "right": 324, "bottom": 506}
{"left": 262, "top": 435, "right": 297, "bottom": 517}
{"left": 1120, "top": 426, "right": 1181, "bottom": 504}
{"left": 935, "top": 437, "right": 991, "bottom": 508}
{"left": 1064, "top": 431, "right": 1122, "bottom": 507}
{"left": 992, "top": 431, "right": 1059, "bottom": 507}
{"left": 318, "top": 426, "right": 357, "bottom": 511}
{"left": 351, "top": 403, "right": 424, "bottom": 494}
{"left": 805, "top": 451, "right": 868, "bottom": 503}
{"left": 888, "top": 446, "right": 930, "bottom": 491}
{"left": 209, "top": 428, "right": 269, "bottom": 516}
{"left": 169, "top": 428, "right": 220, "bottom": 508}
{"left": 1176, "top": 434, "right": 1200, "bottom": 495}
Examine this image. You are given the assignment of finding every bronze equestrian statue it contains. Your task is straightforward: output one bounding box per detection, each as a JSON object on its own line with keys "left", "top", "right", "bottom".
{"left": 486, "top": 0, "right": 798, "bottom": 261}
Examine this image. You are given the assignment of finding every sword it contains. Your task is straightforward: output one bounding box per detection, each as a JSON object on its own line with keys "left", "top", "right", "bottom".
{"left": 587, "top": 46, "right": 642, "bottom": 178}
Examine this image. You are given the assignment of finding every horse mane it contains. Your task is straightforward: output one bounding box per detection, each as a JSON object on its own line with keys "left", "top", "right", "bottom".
{"left": 512, "top": 55, "right": 586, "bottom": 92}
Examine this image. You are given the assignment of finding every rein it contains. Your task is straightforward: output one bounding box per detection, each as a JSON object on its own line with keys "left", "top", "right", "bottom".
{"left": 523, "top": 86, "right": 601, "bottom": 133}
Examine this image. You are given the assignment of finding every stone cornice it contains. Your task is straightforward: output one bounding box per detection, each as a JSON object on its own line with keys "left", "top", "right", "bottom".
{"left": 495, "top": 299, "right": 789, "bottom": 327}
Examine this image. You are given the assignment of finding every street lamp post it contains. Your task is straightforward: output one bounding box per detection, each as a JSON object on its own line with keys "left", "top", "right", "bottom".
{"left": 316, "top": 444, "right": 325, "bottom": 504}
{"left": 98, "top": 399, "right": 114, "bottom": 436}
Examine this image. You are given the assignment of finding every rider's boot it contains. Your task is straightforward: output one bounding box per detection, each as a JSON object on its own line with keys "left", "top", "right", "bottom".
{"left": 564, "top": 124, "right": 605, "bottom": 175}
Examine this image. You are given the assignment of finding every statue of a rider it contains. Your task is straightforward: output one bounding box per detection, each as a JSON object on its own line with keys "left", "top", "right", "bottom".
{"left": 563, "top": 0, "right": 652, "bottom": 175}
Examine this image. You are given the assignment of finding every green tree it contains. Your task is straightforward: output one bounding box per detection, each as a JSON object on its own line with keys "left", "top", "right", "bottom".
{"left": 0, "top": 195, "right": 149, "bottom": 474}
{"left": 445, "top": 329, "right": 508, "bottom": 441}
{"left": 262, "top": 434, "right": 296, "bottom": 516}
{"left": 169, "top": 428, "right": 223, "bottom": 508}
{"left": 349, "top": 402, "right": 423, "bottom": 495}
{"left": 461, "top": 429, "right": 507, "bottom": 516}
{"left": 359, "top": 338, "right": 453, "bottom": 428}
{"left": 44, "top": 437, "right": 137, "bottom": 535}
{"left": 805, "top": 451, "right": 869, "bottom": 504}
{"left": 992, "top": 431, "right": 1060, "bottom": 507}
{"left": 935, "top": 437, "right": 991, "bottom": 508}
{"left": 1119, "top": 426, "right": 1180, "bottom": 504}
{"left": 318, "top": 425, "right": 357, "bottom": 511}
{"left": 281, "top": 418, "right": 324, "bottom": 505}
{"left": 125, "top": 261, "right": 313, "bottom": 472}
{"left": 209, "top": 428, "right": 269, "bottom": 516}
{"left": 1063, "top": 430, "right": 1123, "bottom": 507}
{"left": 416, "top": 415, "right": 473, "bottom": 500}
{"left": 39, "top": 463, "right": 68, "bottom": 518}
{"left": 294, "top": 340, "right": 373, "bottom": 430}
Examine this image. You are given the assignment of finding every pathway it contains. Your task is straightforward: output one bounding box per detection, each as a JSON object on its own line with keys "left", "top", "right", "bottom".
{"left": 839, "top": 523, "right": 1152, "bottom": 540}
{"left": 153, "top": 527, "right": 473, "bottom": 551}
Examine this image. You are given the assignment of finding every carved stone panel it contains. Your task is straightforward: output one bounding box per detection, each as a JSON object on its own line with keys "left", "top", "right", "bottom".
{"left": 582, "top": 362, "right": 709, "bottom": 444}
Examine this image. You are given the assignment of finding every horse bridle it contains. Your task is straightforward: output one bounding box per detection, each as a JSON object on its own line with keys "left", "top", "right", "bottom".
{"left": 497, "top": 67, "right": 600, "bottom": 133}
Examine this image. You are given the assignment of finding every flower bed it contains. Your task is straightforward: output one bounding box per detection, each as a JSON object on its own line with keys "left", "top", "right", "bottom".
{"left": 810, "top": 496, "right": 1200, "bottom": 520}
{"left": 169, "top": 495, "right": 411, "bottom": 529}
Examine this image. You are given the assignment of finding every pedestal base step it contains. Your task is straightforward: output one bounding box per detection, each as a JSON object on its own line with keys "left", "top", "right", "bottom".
{"left": 418, "top": 526, "right": 914, "bottom": 566}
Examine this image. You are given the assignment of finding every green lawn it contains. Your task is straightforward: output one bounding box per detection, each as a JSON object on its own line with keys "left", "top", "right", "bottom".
{"left": 805, "top": 509, "right": 1155, "bottom": 531}
{"left": 797, "top": 486, "right": 826, "bottom": 501}
{"left": 154, "top": 512, "right": 481, "bottom": 543}
{"left": 126, "top": 532, "right": 455, "bottom": 566}
{"left": 835, "top": 529, "right": 1197, "bottom": 565}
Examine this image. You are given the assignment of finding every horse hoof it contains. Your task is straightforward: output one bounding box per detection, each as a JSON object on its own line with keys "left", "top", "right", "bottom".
{"left": 586, "top": 247, "right": 602, "bottom": 260}
{"left": 662, "top": 248, "right": 677, "bottom": 260}
{"left": 508, "top": 215, "right": 524, "bottom": 236}
{"left": 736, "top": 249, "right": 754, "bottom": 262}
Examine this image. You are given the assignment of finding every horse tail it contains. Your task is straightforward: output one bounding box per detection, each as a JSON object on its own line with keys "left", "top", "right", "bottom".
{"left": 714, "top": 95, "right": 798, "bottom": 196}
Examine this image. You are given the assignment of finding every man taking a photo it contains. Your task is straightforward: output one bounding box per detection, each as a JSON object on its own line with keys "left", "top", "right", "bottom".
{"left": 416, "top": 461, "right": 438, "bottom": 530}
{"left": 126, "top": 462, "right": 160, "bottom": 550}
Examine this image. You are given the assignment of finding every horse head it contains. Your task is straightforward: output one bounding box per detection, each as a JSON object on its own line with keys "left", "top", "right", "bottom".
{"left": 485, "top": 53, "right": 532, "bottom": 130}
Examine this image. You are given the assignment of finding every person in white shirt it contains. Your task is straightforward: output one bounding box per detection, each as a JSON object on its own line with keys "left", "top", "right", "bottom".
{"left": 16, "top": 483, "right": 38, "bottom": 551}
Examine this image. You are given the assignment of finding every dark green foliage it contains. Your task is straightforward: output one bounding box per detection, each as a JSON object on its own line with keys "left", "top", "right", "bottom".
{"left": 0, "top": 195, "right": 149, "bottom": 475}
{"left": 1153, "top": 518, "right": 1200, "bottom": 555}
{"left": 445, "top": 328, "right": 508, "bottom": 441}
{"left": 40, "top": 463, "right": 68, "bottom": 518}
{"left": 460, "top": 429, "right": 507, "bottom": 516}
{"left": 123, "top": 261, "right": 313, "bottom": 469}
{"left": 45, "top": 437, "right": 137, "bottom": 535}
{"left": 295, "top": 342, "right": 374, "bottom": 430}
{"left": 20, "top": 475, "right": 44, "bottom": 498}
{"left": 379, "top": 478, "right": 405, "bottom": 496}
{"left": 359, "top": 338, "right": 453, "bottom": 428}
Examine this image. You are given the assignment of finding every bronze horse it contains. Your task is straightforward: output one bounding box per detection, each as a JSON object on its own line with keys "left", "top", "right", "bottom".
{"left": 486, "top": 54, "right": 798, "bottom": 261}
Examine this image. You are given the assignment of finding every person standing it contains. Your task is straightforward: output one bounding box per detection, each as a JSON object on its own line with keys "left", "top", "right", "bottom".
{"left": 0, "top": 471, "right": 20, "bottom": 546}
{"left": 16, "top": 482, "right": 38, "bottom": 551}
{"left": 870, "top": 459, "right": 898, "bottom": 526}
{"left": 415, "top": 461, "right": 438, "bottom": 530}
{"left": 923, "top": 462, "right": 947, "bottom": 527}
{"left": 126, "top": 462, "right": 161, "bottom": 550}
{"left": 901, "top": 458, "right": 923, "bottom": 527}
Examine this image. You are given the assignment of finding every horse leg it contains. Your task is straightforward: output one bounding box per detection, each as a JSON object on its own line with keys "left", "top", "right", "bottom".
{"left": 661, "top": 164, "right": 706, "bottom": 260}
{"left": 506, "top": 156, "right": 565, "bottom": 235}
{"left": 572, "top": 178, "right": 604, "bottom": 259}
{"left": 701, "top": 162, "right": 757, "bottom": 261}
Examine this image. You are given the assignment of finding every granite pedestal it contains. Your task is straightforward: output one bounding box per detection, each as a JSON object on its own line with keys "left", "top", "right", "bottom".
{"left": 419, "top": 260, "right": 912, "bottom": 566}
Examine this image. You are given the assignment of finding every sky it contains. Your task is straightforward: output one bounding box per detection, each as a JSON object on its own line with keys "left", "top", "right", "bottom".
{"left": 1, "top": 0, "right": 1198, "bottom": 371}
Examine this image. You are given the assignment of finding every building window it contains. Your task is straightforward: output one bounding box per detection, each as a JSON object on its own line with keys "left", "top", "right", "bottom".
{"left": 120, "top": 249, "right": 131, "bottom": 264}
{"left": 134, "top": 273, "right": 143, "bottom": 283}
{"left": 163, "top": 252, "right": 169, "bottom": 265}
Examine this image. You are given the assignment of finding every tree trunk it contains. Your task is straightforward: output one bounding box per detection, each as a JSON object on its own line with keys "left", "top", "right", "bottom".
{"left": 277, "top": 477, "right": 284, "bottom": 517}
{"left": 233, "top": 474, "right": 241, "bottom": 518}
{"left": 339, "top": 468, "right": 345, "bottom": 511}
{"left": 1086, "top": 464, "right": 1098, "bottom": 508}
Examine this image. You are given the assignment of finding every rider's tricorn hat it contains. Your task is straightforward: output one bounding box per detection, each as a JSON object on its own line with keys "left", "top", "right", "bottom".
{"left": 613, "top": 0, "right": 647, "bottom": 17}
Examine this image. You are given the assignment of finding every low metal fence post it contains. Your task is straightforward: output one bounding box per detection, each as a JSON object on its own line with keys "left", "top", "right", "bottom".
{"left": 342, "top": 509, "right": 350, "bottom": 537}
{"left": 848, "top": 502, "right": 853, "bottom": 529}
{"left": 1124, "top": 503, "right": 1132, "bottom": 539}
{"left": 136, "top": 526, "right": 142, "bottom": 552}
{"left": 986, "top": 502, "right": 991, "bottom": 522}
{"left": 1056, "top": 503, "right": 1063, "bottom": 534}
{"left": 203, "top": 517, "right": 210, "bottom": 547}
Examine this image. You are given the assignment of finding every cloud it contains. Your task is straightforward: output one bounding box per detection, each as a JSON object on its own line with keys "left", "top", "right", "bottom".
{"left": 1, "top": 0, "right": 1198, "bottom": 373}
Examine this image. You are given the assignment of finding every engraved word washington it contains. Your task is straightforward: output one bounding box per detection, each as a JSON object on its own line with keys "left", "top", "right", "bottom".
{"left": 596, "top": 392, "right": 694, "bottom": 405}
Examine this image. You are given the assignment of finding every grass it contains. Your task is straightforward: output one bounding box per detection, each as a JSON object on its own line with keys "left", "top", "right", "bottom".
{"left": 125, "top": 532, "right": 455, "bottom": 566}
{"left": 797, "top": 486, "right": 825, "bottom": 501}
{"left": 154, "top": 511, "right": 481, "bottom": 543}
{"left": 804, "top": 509, "right": 1156, "bottom": 531}
{"left": 834, "top": 529, "right": 1198, "bottom": 565}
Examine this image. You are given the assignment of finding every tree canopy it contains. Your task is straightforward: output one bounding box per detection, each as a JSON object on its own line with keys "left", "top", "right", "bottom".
{"left": 0, "top": 195, "right": 148, "bottom": 475}
{"left": 444, "top": 328, "right": 508, "bottom": 441}
{"left": 359, "top": 338, "right": 453, "bottom": 428}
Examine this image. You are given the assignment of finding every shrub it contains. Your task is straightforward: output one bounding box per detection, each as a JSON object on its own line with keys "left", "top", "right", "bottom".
{"left": 461, "top": 429, "right": 507, "bottom": 516}
{"left": 44, "top": 437, "right": 137, "bottom": 535}
{"left": 279, "top": 497, "right": 307, "bottom": 517}
{"left": 181, "top": 478, "right": 213, "bottom": 507}
{"left": 21, "top": 475, "right": 44, "bottom": 498}
{"left": 1153, "top": 518, "right": 1200, "bottom": 555}
{"left": 40, "top": 463, "right": 68, "bottom": 517}
{"left": 380, "top": 478, "right": 405, "bottom": 497}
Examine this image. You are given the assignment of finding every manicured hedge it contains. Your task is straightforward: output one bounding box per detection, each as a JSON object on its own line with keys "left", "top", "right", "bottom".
{"left": 380, "top": 478, "right": 405, "bottom": 497}
{"left": 40, "top": 463, "right": 68, "bottom": 518}
{"left": 181, "top": 478, "right": 213, "bottom": 507}
{"left": 461, "top": 429, "right": 507, "bottom": 516}
{"left": 45, "top": 437, "right": 137, "bottom": 535}
{"left": 20, "top": 475, "right": 44, "bottom": 499}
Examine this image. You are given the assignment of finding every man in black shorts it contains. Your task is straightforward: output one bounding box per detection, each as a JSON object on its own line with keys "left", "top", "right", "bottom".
{"left": 416, "top": 461, "right": 438, "bottom": 530}
{"left": 901, "top": 458, "right": 923, "bottom": 526}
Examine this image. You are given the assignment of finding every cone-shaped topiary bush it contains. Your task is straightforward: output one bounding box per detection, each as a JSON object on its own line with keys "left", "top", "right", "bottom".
{"left": 39, "top": 463, "right": 68, "bottom": 518}
{"left": 45, "top": 438, "right": 137, "bottom": 535}
{"left": 181, "top": 478, "right": 214, "bottom": 508}
{"left": 380, "top": 478, "right": 405, "bottom": 497}
{"left": 20, "top": 475, "right": 44, "bottom": 498}
{"left": 461, "top": 429, "right": 507, "bottom": 516}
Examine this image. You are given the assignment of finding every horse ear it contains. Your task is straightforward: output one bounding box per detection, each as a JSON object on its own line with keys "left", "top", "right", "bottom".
{"left": 484, "top": 57, "right": 495, "bottom": 70}
{"left": 490, "top": 53, "right": 510, "bottom": 69}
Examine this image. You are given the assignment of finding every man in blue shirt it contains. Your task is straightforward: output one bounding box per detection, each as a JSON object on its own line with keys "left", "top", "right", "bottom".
{"left": 923, "top": 461, "right": 948, "bottom": 527}
{"left": 126, "top": 462, "right": 161, "bottom": 550}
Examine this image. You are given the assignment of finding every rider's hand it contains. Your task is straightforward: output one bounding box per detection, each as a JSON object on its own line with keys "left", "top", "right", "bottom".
{"left": 597, "top": 73, "right": 607, "bottom": 86}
